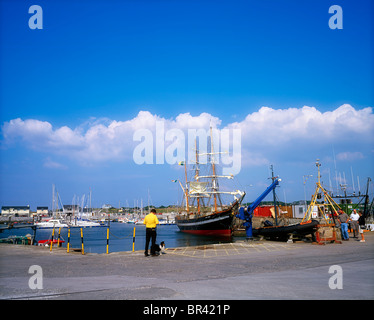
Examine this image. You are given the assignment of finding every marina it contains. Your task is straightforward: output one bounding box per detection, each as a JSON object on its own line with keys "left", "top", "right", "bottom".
{"left": 1, "top": 159, "right": 373, "bottom": 302}
{"left": 0, "top": 223, "right": 240, "bottom": 254}
{"left": 1, "top": 160, "right": 373, "bottom": 253}
{"left": 1, "top": 158, "right": 373, "bottom": 302}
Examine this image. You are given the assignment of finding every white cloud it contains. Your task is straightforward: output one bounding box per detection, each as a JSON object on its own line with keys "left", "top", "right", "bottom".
{"left": 2, "top": 104, "right": 373, "bottom": 170}
{"left": 336, "top": 151, "right": 364, "bottom": 161}
{"left": 1, "top": 111, "right": 224, "bottom": 165}
{"left": 173, "top": 112, "right": 221, "bottom": 129}
{"left": 43, "top": 157, "right": 68, "bottom": 170}
{"left": 227, "top": 104, "right": 374, "bottom": 146}
{"left": 2, "top": 118, "right": 83, "bottom": 149}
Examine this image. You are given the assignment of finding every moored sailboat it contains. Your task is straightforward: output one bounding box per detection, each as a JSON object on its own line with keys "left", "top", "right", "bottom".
{"left": 175, "top": 128, "right": 245, "bottom": 236}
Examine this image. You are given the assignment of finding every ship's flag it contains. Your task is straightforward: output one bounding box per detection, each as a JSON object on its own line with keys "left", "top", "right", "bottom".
{"left": 171, "top": 180, "right": 178, "bottom": 183}
{"left": 178, "top": 161, "right": 185, "bottom": 166}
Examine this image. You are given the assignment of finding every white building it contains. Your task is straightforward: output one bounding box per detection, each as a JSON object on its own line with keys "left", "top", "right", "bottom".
{"left": 1, "top": 206, "right": 31, "bottom": 216}
{"left": 36, "top": 206, "right": 49, "bottom": 216}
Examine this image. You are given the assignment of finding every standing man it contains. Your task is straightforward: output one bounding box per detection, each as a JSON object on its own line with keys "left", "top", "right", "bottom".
{"left": 350, "top": 209, "right": 360, "bottom": 238}
{"left": 144, "top": 209, "right": 159, "bottom": 257}
{"left": 338, "top": 209, "right": 350, "bottom": 241}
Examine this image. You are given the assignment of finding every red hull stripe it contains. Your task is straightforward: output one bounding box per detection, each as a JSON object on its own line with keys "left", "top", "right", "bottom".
{"left": 181, "top": 229, "right": 232, "bottom": 236}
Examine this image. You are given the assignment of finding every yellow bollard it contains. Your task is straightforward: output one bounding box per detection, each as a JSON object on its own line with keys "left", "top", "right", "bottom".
{"left": 57, "top": 227, "right": 61, "bottom": 247}
{"left": 80, "top": 228, "right": 84, "bottom": 255}
{"left": 67, "top": 228, "right": 70, "bottom": 253}
{"left": 106, "top": 227, "right": 110, "bottom": 254}
{"left": 132, "top": 227, "right": 136, "bottom": 252}
{"left": 50, "top": 228, "right": 55, "bottom": 252}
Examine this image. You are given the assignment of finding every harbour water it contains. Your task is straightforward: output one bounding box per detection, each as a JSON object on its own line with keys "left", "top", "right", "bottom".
{"left": 0, "top": 222, "right": 244, "bottom": 254}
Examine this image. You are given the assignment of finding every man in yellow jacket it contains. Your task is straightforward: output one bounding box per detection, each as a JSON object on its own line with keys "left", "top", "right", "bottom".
{"left": 143, "top": 209, "right": 159, "bottom": 256}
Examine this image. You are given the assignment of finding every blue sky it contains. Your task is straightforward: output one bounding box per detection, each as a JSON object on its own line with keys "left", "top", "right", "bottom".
{"left": 1, "top": 0, "right": 373, "bottom": 210}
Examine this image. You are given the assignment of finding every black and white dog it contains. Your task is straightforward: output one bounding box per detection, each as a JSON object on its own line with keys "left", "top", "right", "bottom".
{"left": 151, "top": 241, "right": 166, "bottom": 255}
{"left": 160, "top": 241, "right": 166, "bottom": 254}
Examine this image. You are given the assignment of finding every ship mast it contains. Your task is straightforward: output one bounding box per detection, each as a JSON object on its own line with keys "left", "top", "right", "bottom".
{"left": 195, "top": 139, "right": 201, "bottom": 214}
{"left": 210, "top": 127, "right": 218, "bottom": 212}
{"left": 184, "top": 160, "right": 189, "bottom": 213}
{"left": 302, "top": 159, "right": 341, "bottom": 223}
{"left": 176, "top": 127, "right": 244, "bottom": 215}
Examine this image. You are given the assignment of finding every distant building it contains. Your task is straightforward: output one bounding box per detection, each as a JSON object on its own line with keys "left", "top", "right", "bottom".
{"left": 1, "top": 206, "right": 30, "bottom": 216}
{"left": 36, "top": 206, "right": 49, "bottom": 216}
{"left": 63, "top": 205, "right": 81, "bottom": 215}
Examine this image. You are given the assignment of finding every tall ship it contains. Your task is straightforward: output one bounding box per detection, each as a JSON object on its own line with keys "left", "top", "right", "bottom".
{"left": 175, "top": 129, "right": 245, "bottom": 236}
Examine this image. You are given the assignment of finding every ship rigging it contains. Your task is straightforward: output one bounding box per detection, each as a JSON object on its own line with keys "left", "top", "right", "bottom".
{"left": 175, "top": 128, "right": 245, "bottom": 236}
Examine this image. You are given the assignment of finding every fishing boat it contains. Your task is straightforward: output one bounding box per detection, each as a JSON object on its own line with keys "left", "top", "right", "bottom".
{"left": 249, "top": 160, "right": 339, "bottom": 241}
{"left": 252, "top": 219, "right": 319, "bottom": 240}
{"left": 175, "top": 128, "right": 245, "bottom": 236}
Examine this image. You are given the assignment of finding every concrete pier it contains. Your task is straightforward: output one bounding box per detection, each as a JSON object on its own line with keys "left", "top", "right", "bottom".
{"left": 1, "top": 233, "right": 373, "bottom": 300}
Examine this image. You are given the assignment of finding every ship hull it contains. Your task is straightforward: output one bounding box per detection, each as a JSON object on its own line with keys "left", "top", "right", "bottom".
{"left": 252, "top": 219, "right": 319, "bottom": 239}
{"left": 176, "top": 207, "right": 236, "bottom": 236}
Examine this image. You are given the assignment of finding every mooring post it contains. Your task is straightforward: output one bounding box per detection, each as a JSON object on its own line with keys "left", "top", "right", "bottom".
{"left": 80, "top": 228, "right": 84, "bottom": 255}
{"left": 67, "top": 228, "right": 70, "bottom": 253}
{"left": 132, "top": 227, "right": 136, "bottom": 252}
{"left": 57, "top": 227, "right": 61, "bottom": 247}
{"left": 106, "top": 227, "right": 110, "bottom": 254}
{"left": 50, "top": 228, "right": 55, "bottom": 252}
